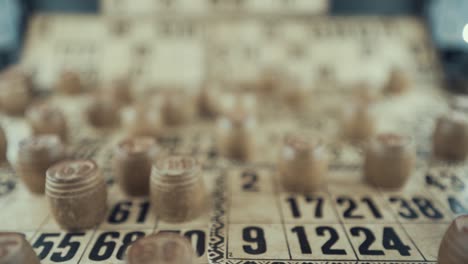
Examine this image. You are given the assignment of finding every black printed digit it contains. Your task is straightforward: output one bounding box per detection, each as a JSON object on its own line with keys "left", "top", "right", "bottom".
{"left": 242, "top": 226, "right": 267, "bottom": 255}
{"left": 412, "top": 197, "right": 443, "bottom": 219}
{"left": 242, "top": 171, "right": 258, "bottom": 192}
{"left": 362, "top": 197, "right": 383, "bottom": 219}
{"left": 33, "top": 233, "right": 60, "bottom": 260}
{"left": 382, "top": 227, "right": 411, "bottom": 256}
{"left": 350, "top": 227, "right": 384, "bottom": 256}
{"left": 184, "top": 230, "right": 206, "bottom": 257}
{"left": 305, "top": 196, "right": 324, "bottom": 218}
{"left": 389, "top": 197, "right": 418, "bottom": 219}
{"left": 316, "top": 226, "right": 346, "bottom": 255}
{"left": 108, "top": 201, "right": 132, "bottom": 224}
{"left": 137, "top": 201, "right": 150, "bottom": 223}
{"left": 50, "top": 233, "right": 85, "bottom": 262}
{"left": 88, "top": 232, "right": 119, "bottom": 261}
{"left": 291, "top": 226, "right": 312, "bottom": 254}
{"left": 337, "top": 197, "right": 364, "bottom": 219}
{"left": 286, "top": 197, "right": 301, "bottom": 218}
{"left": 116, "top": 232, "right": 145, "bottom": 260}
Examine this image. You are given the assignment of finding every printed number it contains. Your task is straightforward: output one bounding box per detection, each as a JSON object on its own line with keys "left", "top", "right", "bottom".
{"left": 390, "top": 197, "right": 443, "bottom": 220}
{"left": 337, "top": 196, "right": 382, "bottom": 219}
{"left": 159, "top": 230, "right": 206, "bottom": 257}
{"left": 291, "top": 226, "right": 346, "bottom": 255}
{"left": 242, "top": 227, "right": 267, "bottom": 255}
{"left": 242, "top": 171, "right": 258, "bottom": 192}
{"left": 33, "top": 233, "right": 85, "bottom": 261}
{"left": 350, "top": 227, "right": 411, "bottom": 256}
{"left": 286, "top": 196, "right": 323, "bottom": 218}
{"left": 108, "top": 201, "right": 150, "bottom": 224}
{"left": 88, "top": 231, "right": 145, "bottom": 261}
{"left": 448, "top": 196, "right": 468, "bottom": 214}
{"left": 350, "top": 227, "right": 384, "bottom": 255}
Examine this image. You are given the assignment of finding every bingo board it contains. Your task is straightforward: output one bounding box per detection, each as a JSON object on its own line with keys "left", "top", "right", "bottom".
{"left": 0, "top": 13, "right": 466, "bottom": 264}
{"left": 100, "top": 0, "right": 328, "bottom": 17}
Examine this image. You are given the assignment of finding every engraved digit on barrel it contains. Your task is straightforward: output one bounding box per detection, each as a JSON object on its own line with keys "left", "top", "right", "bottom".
{"left": 0, "top": 239, "right": 19, "bottom": 258}
{"left": 242, "top": 227, "right": 267, "bottom": 255}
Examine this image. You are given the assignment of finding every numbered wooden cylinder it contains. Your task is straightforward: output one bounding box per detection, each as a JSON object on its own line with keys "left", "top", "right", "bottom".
{"left": 364, "top": 133, "right": 414, "bottom": 189}
{"left": 0, "top": 70, "right": 32, "bottom": 115}
{"left": 17, "top": 135, "right": 65, "bottom": 194}
{"left": 150, "top": 155, "right": 206, "bottom": 222}
{"left": 113, "top": 137, "right": 159, "bottom": 196}
{"left": 384, "top": 68, "right": 410, "bottom": 95}
{"left": 27, "top": 103, "right": 68, "bottom": 142}
{"left": 55, "top": 70, "right": 83, "bottom": 95}
{"left": 341, "top": 103, "right": 375, "bottom": 142}
{"left": 127, "top": 232, "right": 195, "bottom": 264}
{"left": 159, "top": 90, "right": 195, "bottom": 126}
{"left": 216, "top": 111, "right": 256, "bottom": 162}
{"left": 126, "top": 104, "right": 162, "bottom": 138}
{"left": 433, "top": 111, "right": 468, "bottom": 161}
{"left": 102, "top": 77, "right": 132, "bottom": 106}
{"left": 278, "top": 134, "right": 328, "bottom": 192}
{"left": 46, "top": 159, "right": 107, "bottom": 230}
{"left": 0, "top": 232, "right": 40, "bottom": 264}
{"left": 438, "top": 215, "right": 468, "bottom": 264}
{"left": 86, "top": 97, "right": 121, "bottom": 129}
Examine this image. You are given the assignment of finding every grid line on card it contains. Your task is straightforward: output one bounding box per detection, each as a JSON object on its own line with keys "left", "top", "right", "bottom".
{"left": 324, "top": 185, "right": 359, "bottom": 261}
{"left": 77, "top": 228, "right": 98, "bottom": 263}
{"left": 272, "top": 169, "right": 292, "bottom": 260}
{"left": 376, "top": 187, "right": 427, "bottom": 262}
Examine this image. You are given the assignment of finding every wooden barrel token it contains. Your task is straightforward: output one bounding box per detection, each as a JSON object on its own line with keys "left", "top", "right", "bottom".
{"left": 384, "top": 68, "right": 410, "bottom": 95}
{"left": 114, "top": 137, "right": 159, "bottom": 196}
{"left": 55, "top": 70, "right": 83, "bottom": 95}
{"left": 16, "top": 134, "right": 65, "bottom": 194}
{"left": 159, "top": 90, "right": 195, "bottom": 126}
{"left": 364, "top": 133, "right": 414, "bottom": 189}
{"left": 86, "top": 97, "right": 121, "bottom": 129}
{"left": 46, "top": 159, "right": 107, "bottom": 230}
{"left": 438, "top": 215, "right": 468, "bottom": 264}
{"left": 26, "top": 103, "right": 68, "bottom": 142}
{"left": 433, "top": 111, "right": 468, "bottom": 161}
{"left": 150, "top": 155, "right": 206, "bottom": 222}
{"left": 127, "top": 232, "right": 195, "bottom": 264}
{"left": 341, "top": 102, "right": 375, "bottom": 142}
{"left": 216, "top": 111, "right": 256, "bottom": 162}
{"left": 0, "top": 232, "right": 40, "bottom": 264}
{"left": 0, "top": 69, "right": 32, "bottom": 116}
{"left": 278, "top": 134, "right": 328, "bottom": 192}
{"left": 102, "top": 77, "right": 132, "bottom": 106}
{"left": 126, "top": 104, "right": 162, "bottom": 138}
